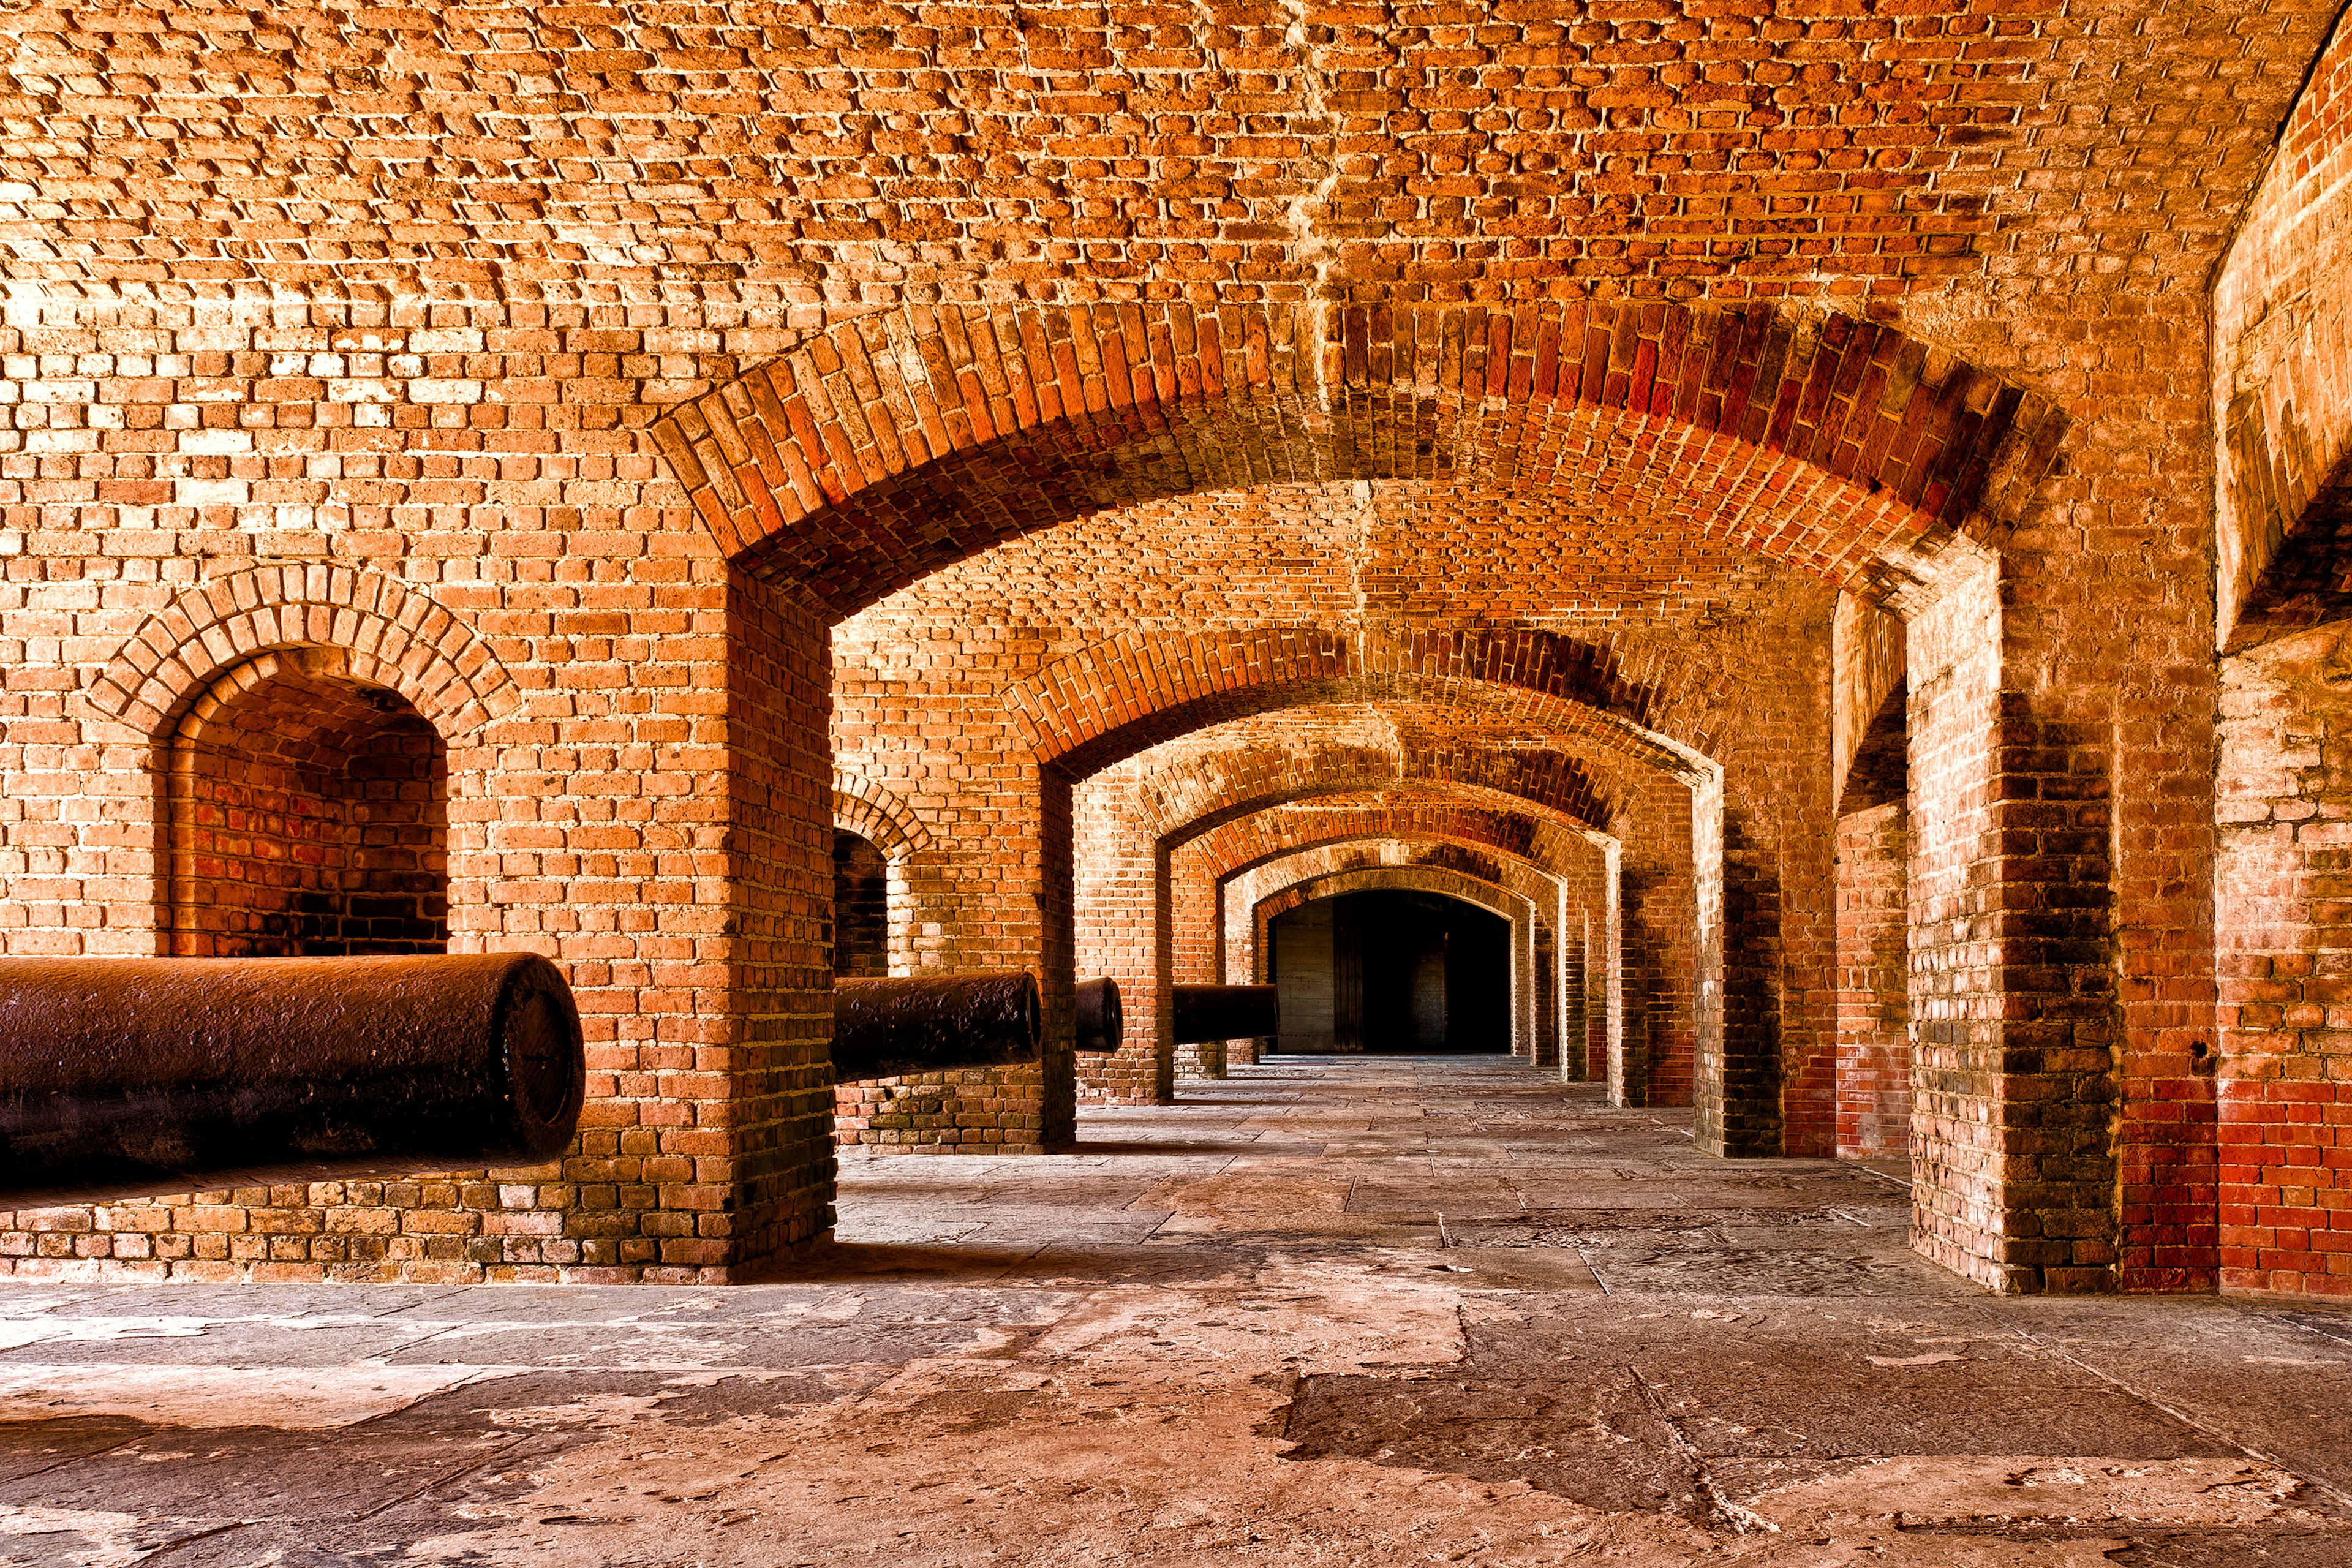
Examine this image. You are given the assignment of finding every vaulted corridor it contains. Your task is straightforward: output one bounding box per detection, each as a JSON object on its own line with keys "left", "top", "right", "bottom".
{"left": 7, "top": 1058, "right": 2346, "bottom": 1564}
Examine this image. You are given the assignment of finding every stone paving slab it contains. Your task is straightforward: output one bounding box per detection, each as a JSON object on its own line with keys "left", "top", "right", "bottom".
{"left": 2, "top": 1057, "right": 2351, "bottom": 1566}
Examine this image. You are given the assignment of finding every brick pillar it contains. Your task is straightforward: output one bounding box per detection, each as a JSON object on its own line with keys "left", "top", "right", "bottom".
{"left": 1907, "top": 546, "right": 2150, "bottom": 1294}
{"left": 715, "top": 573, "right": 840, "bottom": 1272}
{"left": 1624, "top": 778, "right": 1703, "bottom": 1112}
{"left": 1073, "top": 777, "right": 1172, "bottom": 1104}
{"left": 1221, "top": 872, "right": 1269, "bottom": 1066}
{"left": 827, "top": 709, "right": 1076, "bottom": 1153}
{"left": 1835, "top": 801, "right": 1912, "bottom": 1158}
{"left": 1534, "top": 924, "right": 1559, "bottom": 1069}
{"left": 1909, "top": 556, "right": 2013, "bottom": 1287}
{"left": 1511, "top": 903, "right": 1538, "bottom": 1059}
{"left": 1591, "top": 843, "right": 1622, "bottom": 1088}
{"left": 1169, "top": 844, "right": 1226, "bottom": 1079}
{"left": 2217, "top": 628, "right": 2352, "bottom": 1297}
{"left": 1560, "top": 908, "right": 1591, "bottom": 1082}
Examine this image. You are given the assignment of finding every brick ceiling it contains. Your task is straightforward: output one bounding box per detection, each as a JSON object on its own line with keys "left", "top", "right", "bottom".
{"left": 0, "top": 0, "right": 2329, "bottom": 298}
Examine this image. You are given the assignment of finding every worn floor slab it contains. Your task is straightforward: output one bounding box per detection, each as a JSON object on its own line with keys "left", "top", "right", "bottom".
{"left": 4, "top": 1057, "right": 2350, "bottom": 1565}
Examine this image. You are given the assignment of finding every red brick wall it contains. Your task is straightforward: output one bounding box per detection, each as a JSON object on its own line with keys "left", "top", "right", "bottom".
{"left": 0, "top": 0, "right": 2335, "bottom": 1300}
{"left": 2217, "top": 629, "right": 2352, "bottom": 1295}
{"left": 2215, "top": 10, "right": 2352, "bottom": 650}
{"left": 2210, "top": 9, "right": 2352, "bottom": 1302}
{"left": 1836, "top": 802, "right": 1912, "bottom": 1159}
{"left": 0, "top": 292, "right": 841, "bottom": 1283}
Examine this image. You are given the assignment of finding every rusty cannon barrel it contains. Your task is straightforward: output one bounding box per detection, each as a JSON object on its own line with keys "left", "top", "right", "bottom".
{"left": 834, "top": 972, "right": 1042, "bottom": 1082}
{"left": 1075, "top": 977, "right": 1123, "bottom": 1054}
{"left": 0, "top": 954, "right": 586, "bottom": 1202}
{"left": 1171, "top": 983, "right": 1280, "bottom": 1044}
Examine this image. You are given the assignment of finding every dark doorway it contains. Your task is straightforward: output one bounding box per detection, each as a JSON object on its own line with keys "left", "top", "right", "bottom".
{"left": 1271, "top": 890, "right": 1510, "bottom": 1054}
{"left": 832, "top": 830, "right": 889, "bottom": 978}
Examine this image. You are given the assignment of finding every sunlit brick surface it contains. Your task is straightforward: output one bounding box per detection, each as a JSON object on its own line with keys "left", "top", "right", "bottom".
{"left": 2, "top": 0, "right": 2348, "bottom": 1296}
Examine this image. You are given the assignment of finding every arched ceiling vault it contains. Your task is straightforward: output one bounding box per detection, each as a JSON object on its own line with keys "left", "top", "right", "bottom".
{"left": 665, "top": 303, "right": 2057, "bottom": 619}
{"left": 6, "top": 9, "right": 2317, "bottom": 303}
{"left": 1185, "top": 799, "right": 1615, "bottom": 889}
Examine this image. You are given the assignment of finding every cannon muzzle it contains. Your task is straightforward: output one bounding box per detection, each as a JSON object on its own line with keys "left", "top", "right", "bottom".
{"left": 0, "top": 954, "right": 586, "bottom": 1202}
{"left": 1171, "top": 983, "right": 1280, "bottom": 1045}
{"left": 1075, "top": 977, "right": 1123, "bottom": 1054}
{"left": 833, "top": 973, "right": 1042, "bottom": 1082}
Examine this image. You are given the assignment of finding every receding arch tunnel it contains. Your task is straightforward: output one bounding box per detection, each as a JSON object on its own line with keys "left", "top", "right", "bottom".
{"left": 12, "top": 4, "right": 2352, "bottom": 1556}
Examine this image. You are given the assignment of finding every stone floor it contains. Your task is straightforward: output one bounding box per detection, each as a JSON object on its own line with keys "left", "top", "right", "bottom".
{"left": 4, "top": 1056, "right": 2351, "bottom": 1566}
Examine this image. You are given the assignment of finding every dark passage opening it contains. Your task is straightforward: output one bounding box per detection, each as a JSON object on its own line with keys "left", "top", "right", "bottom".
{"left": 1272, "top": 890, "right": 1510, "bottom": 1054}
{"left": 832, "top": 829, "right": 889, "bottom": 978}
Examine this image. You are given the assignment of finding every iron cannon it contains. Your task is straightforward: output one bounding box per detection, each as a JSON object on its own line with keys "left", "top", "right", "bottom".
{"left": 832, "top": 972, "right": 1042, "bottom": 1081}
{"left": 1170, "top": 983, "right": 1280, "bottom": 1045}
{"left": 0, "top": 954, "right": 586, "bottom": 1201}
{"left": 1075, "top": 976, "right": 1123, "bottom": 1054}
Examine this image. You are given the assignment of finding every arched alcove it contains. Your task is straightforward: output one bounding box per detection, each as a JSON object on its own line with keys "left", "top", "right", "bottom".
{"left": 166, "top": 650, "right": 448, "bottom": 958}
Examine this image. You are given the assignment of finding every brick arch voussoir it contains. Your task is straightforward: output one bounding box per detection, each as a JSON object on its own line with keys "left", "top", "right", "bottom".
{"left": 1194, "top": 801, "right": 1611, "bottom": 889}
{"left": 832, "top": 771, "right": 935, "bottom": 860}
{"left": 1127, "top": 712, "right": 1641, "bottom": 845}
{"left": 650, "top": 301, "right": 2060, "bottom": 618}
{"left": 87, "top": 565, "right": 521, "bottom": 745}
{"left": 1253, "top": 864, "right": 1531, "bottom": 937}
{"left": 1176, "top": 783, "right": 1610, "bottom": 868}
{"left": 1150, "top": 762, "right": 1612, "bottom": 851}
{"left": 1012, "top": 626, "right": 1724, "bottom": 782}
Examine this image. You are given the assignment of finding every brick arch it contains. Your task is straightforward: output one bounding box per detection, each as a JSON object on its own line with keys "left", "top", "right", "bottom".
{"left": 85, "top": 564, "right": 521, "bottom": 742}
{"left": 1191, "top": 796, "right": 1614, "bottom": 887}
{"left": 1254, "top": 864, "right": 1528, "bottom": 940}
{"left": 164, "top": 648, "right": 453, "bottom": 959}
{"left": 1172, "top": 780, "right": 1613, "bottom": 867}
{"left": 1242, "top": 854, "right": 1549, "bottom": 1062}
{"left": 1212, "top": 827, "right": 1624, "bottom": 1085}
{"left": 1012, "top": 625, "right": 1725, "bottom": 782}
{"left": 1232, "top": 837, "right": 1578, "bottom": 934}
{"left": 1191, "top": 807, "right": 1645, "bottom": 1087}
{"left": 831, "top": 770, "right": 933, "bottom": 859}
{"left": 1134, "top": 733, "right": 1623, "bottom": 851}
{"left": 651, "top": 300, "right": 2063, "bottom": 620}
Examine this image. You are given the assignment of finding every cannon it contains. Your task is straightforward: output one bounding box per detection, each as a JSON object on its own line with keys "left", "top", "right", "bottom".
{"left": 1171, "top": 983, "right": 1280, "bottom": 1044}
{"left": 1075, "top": 976, "right": 1123, "bottom": 1054}
{"left": 0, "top": 954, "right": 586, "bottom": 1202}
{"left": 833, "top": 972, "right": 1042, "bottom": 1081}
